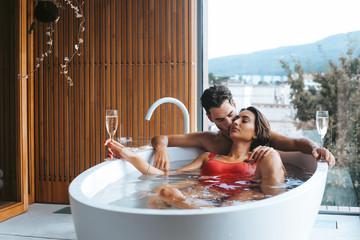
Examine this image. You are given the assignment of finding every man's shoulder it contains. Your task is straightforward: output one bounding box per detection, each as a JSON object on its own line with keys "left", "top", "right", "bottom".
{"left": 194, "top": 131, "right": 230, "bottom": 145}
{"left": 196, "top": 131, "right": 230, "bottom": 154}
{"left": 190, "top": 131, "right": 221, "bottom": 138}
{"left": 166, "top": 131, "right": 229, "bottom": 152}
{"left": 167, "top": 131, "right": 220, "bottom": 140}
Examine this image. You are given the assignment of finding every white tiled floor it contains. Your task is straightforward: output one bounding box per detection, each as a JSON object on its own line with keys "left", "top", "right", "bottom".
{"left": 309, "top": 214, "right": 360, "bottom": 240}
{"left": 0, "top": 204, "right": 76, "bottom": 240}
{"left": 0, "top": 204, "right": 359, "bottom": 240}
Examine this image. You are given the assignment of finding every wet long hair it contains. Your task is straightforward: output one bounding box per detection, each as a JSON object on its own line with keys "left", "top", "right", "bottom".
{"left": 240, "top": 106, "right": 271, "bottom": 151}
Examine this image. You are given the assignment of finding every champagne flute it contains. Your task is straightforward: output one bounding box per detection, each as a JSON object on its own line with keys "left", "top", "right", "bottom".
{"left": 316, "top": 110, "right": 329, "bottom": 161}
{"left": 106, "top": 110, "right": 118, "bottom": 140}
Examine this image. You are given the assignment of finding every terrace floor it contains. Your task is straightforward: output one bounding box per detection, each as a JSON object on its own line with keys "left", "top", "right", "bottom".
{"left": 0, "top": 204, "right": 359, "bottom": 240}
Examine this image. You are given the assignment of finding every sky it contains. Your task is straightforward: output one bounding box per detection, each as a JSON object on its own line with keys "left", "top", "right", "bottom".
{"left": 208, "top": 0, "right": 360, "bottom": 59}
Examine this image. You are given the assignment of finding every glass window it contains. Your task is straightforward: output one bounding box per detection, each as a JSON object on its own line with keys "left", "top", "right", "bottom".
{"left": 206, "top": 0, "right": 360, "bottom": 208}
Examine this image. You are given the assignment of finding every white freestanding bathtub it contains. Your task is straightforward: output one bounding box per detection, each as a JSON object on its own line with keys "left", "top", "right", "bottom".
{"left": 69, "top": 147, "right": 328, "bottom": 240}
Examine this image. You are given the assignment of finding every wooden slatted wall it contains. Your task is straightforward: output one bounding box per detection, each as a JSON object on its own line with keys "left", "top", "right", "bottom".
{"left": 32, "top": 0, "right": 196, "bottom": 203}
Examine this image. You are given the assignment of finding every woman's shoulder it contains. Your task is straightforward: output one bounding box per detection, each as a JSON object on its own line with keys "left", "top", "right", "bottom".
{"left": 260, "top": 150, "right": 283, "bottom": 170}
{"left": 263, "top": 150, "right": 280, "bottom": 161}
{"left": 266, "top": 150, "right": 280, "bottom": 158}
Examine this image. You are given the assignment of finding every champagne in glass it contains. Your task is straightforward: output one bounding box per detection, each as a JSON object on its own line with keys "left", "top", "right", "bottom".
{"left": 316, "top": 110, "right": 329, "bottom": 161}
{"left": 106, "top": 110, "right": 118, "bottom": 140}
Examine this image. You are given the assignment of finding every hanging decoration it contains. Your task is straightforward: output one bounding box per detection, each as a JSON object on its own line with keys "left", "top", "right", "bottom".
{"left": 19, "top": 0, "right": 85, "bottom": 86}
{"left": 34, "top": 0, "right": 59, "bottom": 23}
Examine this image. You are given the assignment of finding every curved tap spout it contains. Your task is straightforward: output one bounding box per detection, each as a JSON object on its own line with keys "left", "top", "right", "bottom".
{"left": 145, "top": 97, "right": 190, "bottom": 134}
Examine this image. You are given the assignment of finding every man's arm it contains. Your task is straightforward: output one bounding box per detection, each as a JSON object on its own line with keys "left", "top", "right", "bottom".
{"left": 151, "top": 132, "right": 211, "bottom": 171}
{"left": 268, "top": 131, "right": 335, "bottom": 167}
{"left": 152, "top": 132, "right": 208, "bottom": 149}
{"left": 269, "top": 131, "right": 316, "bottom": 153}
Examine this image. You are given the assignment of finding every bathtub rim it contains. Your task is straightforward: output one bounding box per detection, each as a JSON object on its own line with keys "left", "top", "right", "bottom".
{"left": 69, "top": 148, "right": 328, "bottom": 216}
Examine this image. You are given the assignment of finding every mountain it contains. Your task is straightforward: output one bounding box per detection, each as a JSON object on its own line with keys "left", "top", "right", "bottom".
{"left": 208, "top": 31, "right": 360, "bottom": 76}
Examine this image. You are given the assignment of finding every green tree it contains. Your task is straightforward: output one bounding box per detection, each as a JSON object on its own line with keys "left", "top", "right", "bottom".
{"left": 280, "top": 61, "right": 318, "bottom": 123}
{"left": 208, "top": 73, "right": 230, "bottom": 85}
{"left": 281, "top": 48, "right": 360, "bottom": 203}
{"left": 208, "top": 72, "right": 216, "bottom": 84}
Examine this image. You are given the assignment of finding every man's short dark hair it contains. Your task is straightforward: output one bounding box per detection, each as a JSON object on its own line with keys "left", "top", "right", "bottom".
{"left": 200, "top": 85, "right": 233, "bottom": 114}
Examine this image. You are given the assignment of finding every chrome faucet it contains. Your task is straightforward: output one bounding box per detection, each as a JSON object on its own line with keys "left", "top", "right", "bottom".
{"left": 145, "top": 97, "right": 190, "bottom": 134}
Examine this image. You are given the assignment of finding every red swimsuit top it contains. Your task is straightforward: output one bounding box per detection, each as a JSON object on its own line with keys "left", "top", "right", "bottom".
{"left": 199, "top": 152, "right": 256, "bottom": 196}
{"left": 200, "top": 152, "right": 256, "bottom": 178}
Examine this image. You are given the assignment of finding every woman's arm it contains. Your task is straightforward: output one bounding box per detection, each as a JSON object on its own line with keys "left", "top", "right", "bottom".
{"left": 253, "top": 151, "right": 286, "bottom": 196}
{"left": 105, "top": 139, "right": 208, "bottom": 175}
{"left": 224, "top": 151, "right": 286, "bottom": 206}
{"left": 170, "top": 152, "right": 209, "bottom": 174}
{"left": 105, "top": 139, "right": 164, "bottom": 175}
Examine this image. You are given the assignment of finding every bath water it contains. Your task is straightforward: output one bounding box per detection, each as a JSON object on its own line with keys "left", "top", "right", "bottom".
{"left": 91, "top": 160, "right": 313, "bottom": 209}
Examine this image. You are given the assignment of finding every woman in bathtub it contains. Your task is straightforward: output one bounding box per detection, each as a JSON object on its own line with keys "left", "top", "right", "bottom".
{"left": 105, "top": 106, "right": 285, "bottom": 209}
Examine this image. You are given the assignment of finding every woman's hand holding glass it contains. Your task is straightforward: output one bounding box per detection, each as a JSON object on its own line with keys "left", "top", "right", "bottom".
{"left": 104, "top": 139, "right": 137, "bottom": 161}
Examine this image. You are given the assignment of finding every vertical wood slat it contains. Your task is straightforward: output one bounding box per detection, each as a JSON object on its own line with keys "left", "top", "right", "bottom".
{"left": 33, "top": 0, "right": 196, "bottom": 203}
{"left": 121, "top": 0, "right": 127, "bottom": 139}
{"left": 178, "top": 0, "right": 184, "bottom": 133}
{"left": 19, "top": 0, "right": 30, "bottom": 206}
{"left": 139, "top": 0, "right": 145, "bottom": 146}
{"left": 96, "top": 0, "right": 102, "bottom": 166}
{"left": 33, "top": 1, "right": 40, "bottom": 200}
{"left": 133, "top": 0, "right": 138, "bottom": 141}
{"left": 70, "top": 1, "right": 79, "bottom": 201}
{"left": 27, "top": 0, "right": 35, "bottom": 204}
{"left": 167, "top": 0, "right": 173, "bottom": 134}
{"left": 155, "top": 0, "right": 161, "bottom": 135}
{"left": 38, "top": 22, "right": 46, "bottom": 200}
{"left": 127, "top": 0, "right": 134, "bottom": 139}
{"left": 84, "top": 0, "right": 90, "bottom": 170}
{"left": 184, "top": 0, "right": 189, "bottom": 121}
{"left": 89, "top": 0, "right": 96, "bottom": 167}
{"left": 53, "top": 18, "right": 61, "bottom": 201}
{"left": 189, "top": 0, "right": 196, "bottom": 130}
{"left": 115, "top": 0, "right": 122, "bottom": 138}
{"left": 160, "top": 0, "right": 165, "bottom": 134}
{"left": 172, "top": 0, "right": 179, "bottom": 133}
{"left": 58, "top": 7, "right": 65, "bottom": 188}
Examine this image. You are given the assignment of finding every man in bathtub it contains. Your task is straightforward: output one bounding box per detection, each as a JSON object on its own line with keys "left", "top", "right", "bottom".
{"left": 150, "top": 85, "right": 335, "bottom": 171}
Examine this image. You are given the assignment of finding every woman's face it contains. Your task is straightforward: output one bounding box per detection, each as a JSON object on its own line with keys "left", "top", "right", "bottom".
{"left": 229, "top": 110, "right": 257, "bottom": 142}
